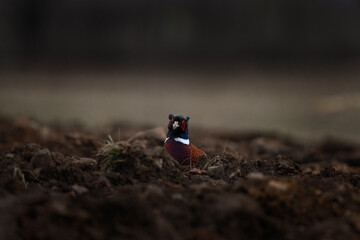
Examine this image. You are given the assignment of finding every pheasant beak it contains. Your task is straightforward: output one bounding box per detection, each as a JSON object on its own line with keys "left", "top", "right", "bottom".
{"left": 172, "top": 121, "right": 179, "bottom": 130}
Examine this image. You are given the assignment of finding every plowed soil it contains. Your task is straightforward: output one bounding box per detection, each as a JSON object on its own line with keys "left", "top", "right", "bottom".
{"left": 0, "top": 117, "right": 359, "bottom": 240}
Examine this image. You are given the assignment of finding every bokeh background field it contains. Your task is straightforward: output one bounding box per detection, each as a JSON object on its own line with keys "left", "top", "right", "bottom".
{"left": 2, "top": 66, "right": 360, "bottom": 142}
{"left": 1, "top": 0, "right": 360, "bottom": 141}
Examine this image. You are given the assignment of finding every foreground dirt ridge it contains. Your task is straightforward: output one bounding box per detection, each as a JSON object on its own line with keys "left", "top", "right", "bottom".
{"left": 0, "top": 118, "right": 359, "bottom": 240}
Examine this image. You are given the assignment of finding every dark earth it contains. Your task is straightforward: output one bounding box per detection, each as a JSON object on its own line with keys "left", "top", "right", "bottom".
{"left": 0, "top": 117, "right": 359, "bottom": 240}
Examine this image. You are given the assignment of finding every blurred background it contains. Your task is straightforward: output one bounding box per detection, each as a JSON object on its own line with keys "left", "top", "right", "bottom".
{"left": 1, "top": 0, "right": 360, "bottom": 141}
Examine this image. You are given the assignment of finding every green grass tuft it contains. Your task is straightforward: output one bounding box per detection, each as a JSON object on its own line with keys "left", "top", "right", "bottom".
{"left": 100, "top": 135, "right": 125, "bottom": 171}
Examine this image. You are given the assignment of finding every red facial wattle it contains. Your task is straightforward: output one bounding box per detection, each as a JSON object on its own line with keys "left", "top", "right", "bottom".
{"left": 168, "top": 116, "right": 175, "bottom": 128}
{"left": 181, "top": 121, "right": 186, "bottom": 131}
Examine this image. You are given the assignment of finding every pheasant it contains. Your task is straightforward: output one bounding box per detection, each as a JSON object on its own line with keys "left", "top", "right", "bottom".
{"left": 164, "top": 114, "right": 206, "bottom": 165}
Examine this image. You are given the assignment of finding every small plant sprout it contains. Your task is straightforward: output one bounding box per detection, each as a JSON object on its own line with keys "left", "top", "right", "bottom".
{"left": 13, "top": 167, "right": 27, "bottom": 189}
